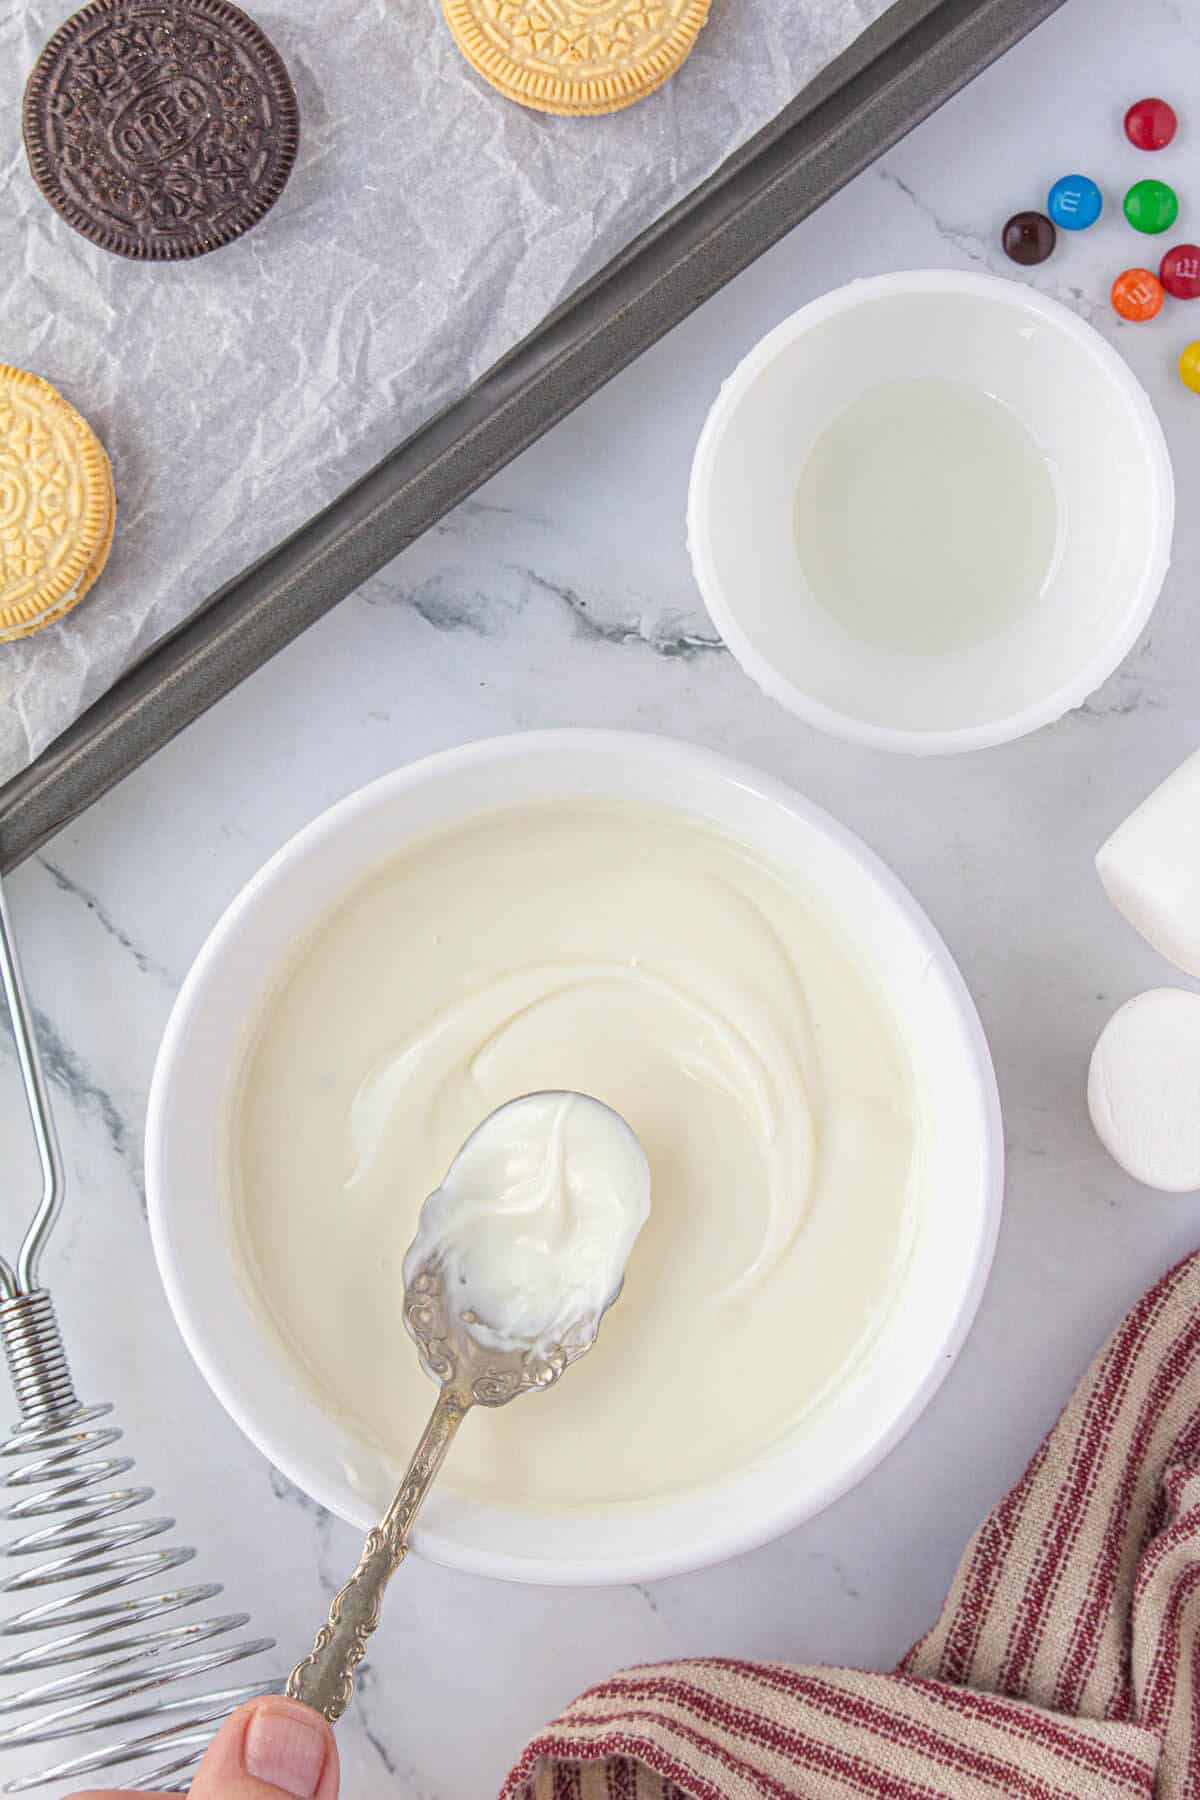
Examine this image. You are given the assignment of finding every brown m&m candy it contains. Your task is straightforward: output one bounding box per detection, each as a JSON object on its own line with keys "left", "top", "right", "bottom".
{"left": 1002, "top": 210, "right": 1056, "bottom": 266}
{"left": 23, "top": 0, "right": 299, "bottom": 260}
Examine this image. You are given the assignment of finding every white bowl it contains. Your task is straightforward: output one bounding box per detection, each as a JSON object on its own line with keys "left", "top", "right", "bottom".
{"left": 146, "top": 731, "right": 1002, "bottom": 1585}
{"left": 688, "top": 270, "right": 1174, "bottom": 755}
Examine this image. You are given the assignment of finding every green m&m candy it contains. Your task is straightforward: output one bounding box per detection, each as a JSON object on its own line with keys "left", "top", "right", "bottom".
{"left": 1125, "top": 178, "right": 1179, "bottom": 234}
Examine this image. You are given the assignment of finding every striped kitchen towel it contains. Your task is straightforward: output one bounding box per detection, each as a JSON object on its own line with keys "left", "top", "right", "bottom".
{"left": 502, "top": 1249, "right": 1200, "bottom": 1799}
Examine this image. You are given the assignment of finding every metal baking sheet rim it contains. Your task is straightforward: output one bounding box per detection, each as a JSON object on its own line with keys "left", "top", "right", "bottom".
{"left": 0, "top": 0, "right": 1065, "bottom": 872}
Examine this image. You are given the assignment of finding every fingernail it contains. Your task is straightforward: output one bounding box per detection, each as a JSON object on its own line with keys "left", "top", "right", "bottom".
{"left": 244, "top": 1704, "right": 328, "bottom": 1798}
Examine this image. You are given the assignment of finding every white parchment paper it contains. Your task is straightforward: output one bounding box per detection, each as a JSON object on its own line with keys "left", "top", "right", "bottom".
{"left": 0, "top": 0, "right": 892, "bottom": 785}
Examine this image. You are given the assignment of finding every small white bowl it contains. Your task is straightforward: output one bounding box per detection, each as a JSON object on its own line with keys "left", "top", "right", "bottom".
{"left": 146, "top": 731, "right": 1002, "bottom": 1585}
{"left": 688, "top": 270, "right": 1174, "bottom": 755}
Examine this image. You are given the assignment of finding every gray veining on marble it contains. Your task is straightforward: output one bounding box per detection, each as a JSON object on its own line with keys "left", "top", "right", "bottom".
{"left": 4, "top": 0, "right": 1200, "bottom": 1793}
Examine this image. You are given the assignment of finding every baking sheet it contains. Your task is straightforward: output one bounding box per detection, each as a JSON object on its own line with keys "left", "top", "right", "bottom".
{"left": 1, "top": 0, "right": 897, "bottom": 786}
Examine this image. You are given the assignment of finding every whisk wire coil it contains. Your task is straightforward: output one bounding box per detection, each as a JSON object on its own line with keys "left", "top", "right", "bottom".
{"left": 0, "top": 1292, "right": 279, "bottom": 1791}
{"left": 0, "top": 874, "right": 279, "bottom": 1793}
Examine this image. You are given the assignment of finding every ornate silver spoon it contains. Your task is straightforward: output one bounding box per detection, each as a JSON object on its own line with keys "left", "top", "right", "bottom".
{"left": 286, "top": 1091, "right": 648, "bottom": 1723}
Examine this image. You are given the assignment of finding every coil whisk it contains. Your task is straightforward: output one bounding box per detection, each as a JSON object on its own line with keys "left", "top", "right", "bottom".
{"left": 0, "top": 874, "right": 279, "bottom": 1791}
{"left": 0, "top": 1295, "right": 278, "bottom": 1792}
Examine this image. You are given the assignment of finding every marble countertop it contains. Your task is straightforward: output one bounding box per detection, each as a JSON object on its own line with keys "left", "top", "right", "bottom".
{"left": 5, "top": 0, "right": 1200, "bottom": 1792}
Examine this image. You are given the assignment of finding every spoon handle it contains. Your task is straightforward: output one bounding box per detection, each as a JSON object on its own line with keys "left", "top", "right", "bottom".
{"left": 286, "top": 1388, "right": 470, "bottom": 1722}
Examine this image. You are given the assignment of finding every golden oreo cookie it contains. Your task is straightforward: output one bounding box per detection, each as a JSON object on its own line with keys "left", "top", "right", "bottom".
{"left": 442, "top": 0, "right": 710, "bottom": 116}
{"left": 0, "top": 367, "right": 115, "bottom": 642}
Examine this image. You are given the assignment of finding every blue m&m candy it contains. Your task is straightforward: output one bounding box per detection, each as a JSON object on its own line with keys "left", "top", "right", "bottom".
{"left": 1047, "top": 174, "right": 1103, "bottom": 231}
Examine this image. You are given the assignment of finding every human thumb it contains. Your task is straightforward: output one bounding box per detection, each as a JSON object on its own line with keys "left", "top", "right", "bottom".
{"left": 191, "top": 1697, "right": 339, "bottom": 1800}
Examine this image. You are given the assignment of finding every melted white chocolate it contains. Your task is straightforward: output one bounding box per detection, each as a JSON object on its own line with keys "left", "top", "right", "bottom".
{"left": 233, "top": 800, "right": 916, "bottom": 1510}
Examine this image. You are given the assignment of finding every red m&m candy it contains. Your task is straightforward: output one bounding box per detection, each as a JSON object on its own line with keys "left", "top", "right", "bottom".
{"left": 1111, "top": 268, "right": 1164, "bottom": 322}
{"left": 1160, "top": 244, "right": 1200, "bottom": 299}
{"left": 1125, "top": 97, "right": 1178, "bottom": 151}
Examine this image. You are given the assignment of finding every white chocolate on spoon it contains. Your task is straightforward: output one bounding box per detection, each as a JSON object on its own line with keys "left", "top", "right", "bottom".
{"left": 288, "top": 1091, "right": 649, "bottom": 1723}
{"left": 402, "top": 1091, "right": 650, "bottom": 1361}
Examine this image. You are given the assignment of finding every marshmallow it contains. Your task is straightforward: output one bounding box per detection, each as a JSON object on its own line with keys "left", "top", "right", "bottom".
{"left": 1088, "top": 988, "right": 1200, "bottom": 1192}
{"left": 1096, "top": 749, "right": 1200, "bottom": 978}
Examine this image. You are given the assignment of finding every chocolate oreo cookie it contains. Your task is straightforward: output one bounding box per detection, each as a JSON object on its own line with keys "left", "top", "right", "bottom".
{"left": 23, "top": 0, "right": 299, "bottom": 260}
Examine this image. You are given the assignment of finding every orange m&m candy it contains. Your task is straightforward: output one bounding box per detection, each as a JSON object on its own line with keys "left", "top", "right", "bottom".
{"left": 1111, "top": 268, "right": 1165, "bottom": 321}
